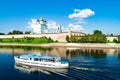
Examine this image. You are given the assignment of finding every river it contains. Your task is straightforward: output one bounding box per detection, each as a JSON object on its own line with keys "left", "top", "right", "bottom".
{"left": 0, "top": 46, "right": 120, "bottom": 80}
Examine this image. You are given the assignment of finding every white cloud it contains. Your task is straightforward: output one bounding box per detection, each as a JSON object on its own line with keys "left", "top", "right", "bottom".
{"left": 47, "top": 20, "right": 59, "bottom": 29}
{"left": 75, "top": 19, "right": 87, "bottom": 24}
{"left": 61, "top": 26, "right": 66, "bottom": 31}
{"left": 74, "top": 9, "right": 81, "bottom": 12}
{"left": 68, "top": 8, "right": 95, "bottom": 19}
{"left": 28, "top": 19, "right": 38, "bottom": 28}
{"left": 68, "top": 8, "right": 95, "bottom": 32}
{"left": 68, "top": 23, "right": 83, "bottom": 31}
{"left": 47, "top": 20, "right": 67, "bottom": 32}
{"left": 28, "top": 19, "right": 41, "bottom": 33}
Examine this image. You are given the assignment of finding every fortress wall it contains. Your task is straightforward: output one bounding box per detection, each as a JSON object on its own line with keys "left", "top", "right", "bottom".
{"left": 0, "top": 33, "right": 70, "bottom": 42}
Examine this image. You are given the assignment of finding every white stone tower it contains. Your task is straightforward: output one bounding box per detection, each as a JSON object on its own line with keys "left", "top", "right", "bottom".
{"left": 57, "top": 25, "right": 62, "bottom": 33}
{"left": 38, "top": 18, "right": 48, "bottom": 34}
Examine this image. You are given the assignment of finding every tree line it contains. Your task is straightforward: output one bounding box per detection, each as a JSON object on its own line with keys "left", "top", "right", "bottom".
{"left": 0, "top": 36, "right": 58, "bottom": 44}
{"left": 66, "top": 30, "right": 120, "bottom": 43}
{"left": 114, "top": 35, "right": 120, "bottom": 43}
{"left": 0, "top": 30, "right": 31, "bottom": 35}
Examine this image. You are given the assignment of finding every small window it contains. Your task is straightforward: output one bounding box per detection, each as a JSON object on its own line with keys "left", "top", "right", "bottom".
{"left": 34, "top": 58, "right": 38, "bottom": 61}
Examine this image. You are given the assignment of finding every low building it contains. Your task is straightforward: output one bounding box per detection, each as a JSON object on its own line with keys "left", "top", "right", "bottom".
{"left": 106, "top": 36, "right": 117, "bottom": 42}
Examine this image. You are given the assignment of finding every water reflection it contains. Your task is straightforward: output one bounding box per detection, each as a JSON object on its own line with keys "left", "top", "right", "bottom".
{"left": 66, "top": 48, "right": 120, "bottom": 62}
{"left": 117, "top": 50, "right": 120, "bottom": 58}
{"left": 66, "top": 49, "right": 107, "bottom": 59}
{"left": 0, "top": 46, "right": 120, "bottom": 61}
{"left": 0, "top": 46, "right": 52, "bottom": 55}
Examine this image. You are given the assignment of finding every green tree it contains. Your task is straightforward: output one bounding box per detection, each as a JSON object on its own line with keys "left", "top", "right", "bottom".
{"left": 93, "top": 30, "right": 102, "bottom": 35}
{"left": 0, "top": 39, "right": 3, "bottom": 42}
{"left": 25, "top": 31, "right": 31, "bottom": 34}
{"left": 8, "top": 30, "right": 23, "bottom": 34}
{"left": 113, "top": 38, "right": 118, "bottom": 43}
{"left": 110, "top": 33, "right": 114, "bottom": 36}
{"left": 0, "top": 33, "right": 5, "bottom": 35}
{"left": 68, "top": 33, "right": 106, "bottom": 43}
{"left": 66, "top": 35, "right": 70, "bottom": 42}
{"left": 70, "top": 34, "right": 77, "bottom": 43}
{"left": 117, "top": 35, "right": 120, "bottom": 43}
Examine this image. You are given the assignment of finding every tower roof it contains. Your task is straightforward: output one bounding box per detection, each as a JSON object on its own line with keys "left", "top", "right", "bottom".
{"left": 40, "top": 17, "right": 44, "bottom": 21}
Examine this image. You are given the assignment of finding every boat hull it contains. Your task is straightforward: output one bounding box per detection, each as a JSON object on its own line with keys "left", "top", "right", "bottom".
{"left": 14, "top": 57, "right": 69, "bottom": 69}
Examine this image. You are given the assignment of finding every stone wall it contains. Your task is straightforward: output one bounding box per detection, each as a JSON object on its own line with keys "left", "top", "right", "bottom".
{"left": 0, "top": 32, "right": 70, "bottom": 42}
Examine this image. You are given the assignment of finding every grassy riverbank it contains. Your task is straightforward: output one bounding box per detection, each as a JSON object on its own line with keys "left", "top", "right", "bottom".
{"left": 0, "top": 36, "right": 58, "bottom": 44}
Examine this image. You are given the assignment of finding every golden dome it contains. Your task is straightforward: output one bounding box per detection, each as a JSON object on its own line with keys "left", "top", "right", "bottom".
{"left": 40, "top": 17, "right": 44, "bottom": 21}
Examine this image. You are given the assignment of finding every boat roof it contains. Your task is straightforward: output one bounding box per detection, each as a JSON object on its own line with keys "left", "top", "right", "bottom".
{"left": 19, "top": 54, "right": 57, "bottom": 59}
{"left": 19, "top": 54, "right": 37, "bottom": 58}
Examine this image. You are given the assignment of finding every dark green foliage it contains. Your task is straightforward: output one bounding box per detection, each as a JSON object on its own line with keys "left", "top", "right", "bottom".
{"left": 0, "top": 39, "right": 3, "bottom": 42}
{"left": 66, "top": 30, "right": 107, "bottom": 43}
{"left": 70, "top": 35, "right": 76, "bottom": 43}
{"left": 25, "top": 31, "right": 31, "bottom": 34}
{"left": 80, "top": 34, "right": 106, "bottom": 43}
{"left": 93, "top": 30, "right": 102, "bottom": 35}
{"left": 8, "top": 30, "right": 23, "bottom": 34}
{"left": 117, "top": 35, "right": 120, "bottom": 43}
{"left": 0, "top": 33, "right": 5, "bottom": 35}
{"left": 110, "top": 33, "right": 114, "bottom": 36}
{"left": 113, "top": 39, "right": 118, "bottom": 43}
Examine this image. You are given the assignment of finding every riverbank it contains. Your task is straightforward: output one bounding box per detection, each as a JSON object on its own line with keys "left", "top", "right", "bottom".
{"left": 0, "top": 43, "right": 120, "bottom": 49}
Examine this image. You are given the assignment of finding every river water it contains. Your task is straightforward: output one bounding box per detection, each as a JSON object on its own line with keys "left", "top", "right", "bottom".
{"left": 0, "top": 46, "right": 120, "bottom": 80}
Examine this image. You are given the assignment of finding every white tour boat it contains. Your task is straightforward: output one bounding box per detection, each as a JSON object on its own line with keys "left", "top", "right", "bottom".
{"left": 14, "top": 54, "right": 69, "bottom": 68}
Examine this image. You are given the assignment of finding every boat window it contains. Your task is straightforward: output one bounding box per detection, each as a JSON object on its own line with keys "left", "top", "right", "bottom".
{"left": 34, "top": 58, "right": 38, "bottom": 61}
{"left": 52, "top": 59, "right": 55, "bottom": 62}
{"left": 39, "top": 59, "right": 41, "bottom": 61}
{"left": 17, "top": 56, "right": 20, "bottom": 58}
{"left": 22, "top": 58, "right": 28, "bottom": 60}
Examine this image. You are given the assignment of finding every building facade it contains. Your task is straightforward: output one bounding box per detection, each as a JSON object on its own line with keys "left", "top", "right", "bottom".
{"left": 33, "top": 18, "right": 48, "bottom": 34}
{"left": 39, "top": 18, "right": 48, "bottom": 34}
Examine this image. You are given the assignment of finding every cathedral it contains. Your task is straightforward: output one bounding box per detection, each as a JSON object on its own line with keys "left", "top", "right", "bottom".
{"left": 33, "top": 18, "right": 48, "bottom": 34}
{"left": 32, "top": 18, "right": 63, "bottom": 34}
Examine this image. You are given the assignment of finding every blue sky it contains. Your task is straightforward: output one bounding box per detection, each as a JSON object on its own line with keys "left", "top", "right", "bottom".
{"left": 0, "top": 0, "right": 120, "bottom": 34}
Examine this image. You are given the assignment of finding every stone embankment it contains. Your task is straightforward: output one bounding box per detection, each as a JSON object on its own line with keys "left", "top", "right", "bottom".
{"left": 0, "top": 43, "right": 120, "bottom": 49}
